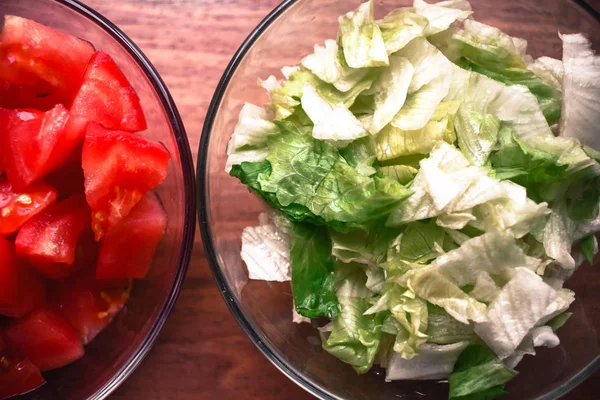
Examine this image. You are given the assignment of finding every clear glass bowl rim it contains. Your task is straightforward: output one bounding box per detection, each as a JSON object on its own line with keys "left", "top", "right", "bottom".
{"left": 197, "top": 0, "right": 600, "bottom": 399}
{"left": 31, "top": 0, "right": 198, "bottom": 398}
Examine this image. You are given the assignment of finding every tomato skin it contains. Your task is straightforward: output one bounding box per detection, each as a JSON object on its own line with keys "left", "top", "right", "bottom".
{"left": 0, "top": 177, "right": 58, "bottom": 236}
{"left": 0, "top": 239, "right": 46, "bottom": 318}
{"left": 96, "top": 193, "right": 166, "bottom": 280}
{"left": 4, "top": 308, "right": 84, "bottom": 372}
{"left": 52, "top": 270, "right": 130, "bottom": 344}
{"left": 15, "top": 196, "right": 91, "bottom": 281}
{"left": 1, "top": 106, "right": 86, "bottom": 191}
{"left": 0, "top": 15, "right": 94, "bottom": 107}
{"left": 82, "top": 124, "right": 169, "bottom": 240}
{"left": 0, "top": 354, "right": 45, "bottom": 399}
{"left": 70, "top": 51, "right": 146, "bottom": 132}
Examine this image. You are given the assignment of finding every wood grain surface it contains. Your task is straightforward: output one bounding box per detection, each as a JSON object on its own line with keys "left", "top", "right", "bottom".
{"left": 77, "top": 1, "right": 600, "bottom": 399}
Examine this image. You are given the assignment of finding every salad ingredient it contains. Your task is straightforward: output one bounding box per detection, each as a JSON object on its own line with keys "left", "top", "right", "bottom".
{"left": 229, "top": 0, "right": 600, "bottom": 398}
{"left": 70, "top": 51, "right": 147, "bottom": 133}
{"left": 0, "top": 352, "right": 45, "bottom": 399}
{"left": 0, "top": 15, "right": 170, "bottom": 397}
{"left": 0, "top": 238, "right": 46, "bottom": 318}
{"left": 0, "top": 177, "right": 57, "bottom": 235}
{"left": 82, "top": 123, "right": 169, "bottom": 240}
{"left": 53, "top": 270, "right": 130, "bottom": 344}
{"left": 0, "top": 15, "right": 94, "bottom": 108}
{"left": 0, "top": 105, "right": 84, "bottom": 191}
{"left": 96, "top": 192, "right": 167, "bottom": 280}
{"left": 4, "top": 308, "right": 84, "bottom": 372}
{"left": 15, "top": 196, "right": 91, "bottom": 281}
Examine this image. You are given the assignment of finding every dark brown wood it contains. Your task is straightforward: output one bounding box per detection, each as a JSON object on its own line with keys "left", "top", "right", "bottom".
{"left": 78, "top": 1, "right": 600, "bottom": 399}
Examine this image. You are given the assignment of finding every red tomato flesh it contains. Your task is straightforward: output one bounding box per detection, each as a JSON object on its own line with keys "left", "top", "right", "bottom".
{"left": 0, "top": 239, "right": 46, "bottom": 318}
{"left": 70, "top": 51, "right": 146, "bottom": 132}
{"left": 4, "top": 308, "right": 84, "bottom": 372}
{"left": 15, "top": 196, "right": 91, "bottom": 281}
{"left": 43, "top": 162, "right": 85, "bottom": 201}
{"left": 53, "top": 271, "right": 130, "bottom": 344}
{"left": 96, "top": 193, "right": 166, "bottom": 280}
{"left": 1, "top": 106, "right": 86, "bottom": 191}
{"left": 0, "top": 177, "right": 57, "bottom": 236}
{"left": 82, "top": 123, "right": 169, "bottom": 240}
{"left": 0, "top": 79, "right": 61, "bottom": 111}
{"left": 0, "top": 354, "right": 45, "bottom": 399}
{"left": 0, "top": 15, "right": 94, "bottom": 107}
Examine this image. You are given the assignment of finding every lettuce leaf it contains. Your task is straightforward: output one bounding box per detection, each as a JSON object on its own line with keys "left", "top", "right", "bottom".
{"left": 449, "top": 342, "right": 518, "bottom": 399}
{"left": 241, "top": 213, "right": 291, "bottom": 282}
{"left": 386, "top": 341, "right": 469, "bottom": 380}
{"left": 322, "top": 296, "right": 385, "bottom": 373}
{"left": 377, "top": 9, "right": 429, "bottom": 55}
{"left": 258, "top": 121, "right": 413, "bottom": 226}
{"left": 426, "top": 304, "right": 475, "bottom": 345}
{"left": 413, "top": 0, "right": 473, "bottom": 36}
{"left": 559, "top": 33, "right": 600, "bottom": 150}
{"left": 290, "top": 223, "right": 339, "bottom": 318}
{"left": 339, "top": 0, "right": 389, "bottom": 69}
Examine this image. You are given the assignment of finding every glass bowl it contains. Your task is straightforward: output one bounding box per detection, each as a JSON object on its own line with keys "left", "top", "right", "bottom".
{"left": 0, "top": 0, "right": 196, "bottom": 398}
{"left": 198, "top": 0, "right": 600, "bottom": 399}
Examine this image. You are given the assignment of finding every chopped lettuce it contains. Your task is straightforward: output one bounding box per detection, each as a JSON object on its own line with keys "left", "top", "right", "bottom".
{"left": 290, "top": 223, "right": 339, "bottom": 318}
{"left": 339, "top": 0, "right": 389, "bottom": 69}
{"left": 559, "top": 33, "right": 600, "bottom": 150}
{"left": 449, "top": 342, "right": 518, "bottom": 399}
{"left": 241, "top": 213, "right": 291, "bottom": 281}
{"left": 474, "top": 268, "right": 558, "bottom": 359}
{"left": 257, "top": 121, "right": 413, "bottom": 227}
{"left": 227, "top": 1, "right": 600, "bottom": 397}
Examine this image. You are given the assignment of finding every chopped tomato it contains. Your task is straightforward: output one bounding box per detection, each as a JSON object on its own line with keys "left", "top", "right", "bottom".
{"left": 0, "top": 354, "right": 45, "bottom": 399}
{"left": 15, "top": 196, "right": 91, "bottom": 281}
{"left": 82, "top": 124, "right": 169, "bottom": 240}
{"left": 44, "top": 162, "right": 85, "bottom": 200}
{"left": 1, "top": 105, "right": 85, "bottom": 190}
{"left": 0, "top": 238, "right": 46, "bottom": 318}
{"left": 0, "top": 79, "right": 61, "bottom": 111}
{"left": 96, "top": 193, "right": 166, "bottom": 280}
{"left": 0, "top": 177, "right": 58, "bottom": 236}
{"left": 0, "top": 15, "right": 94, "bottom": 106}
{"left": 70, "top": 51, "right": 146, "bottom": 132}
{"left": 53, "top": 270, "right": 130, "bottom": 344}
{"left": 4, "top": 308, "right": 84, "bottom": 372}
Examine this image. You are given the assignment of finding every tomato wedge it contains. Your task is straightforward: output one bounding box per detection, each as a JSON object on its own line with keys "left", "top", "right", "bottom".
{"left": 15, "top": 196, "right": 91, "bottom": 281}
{"left": 4, "top": 308, "right": 84, "bottom": 372}
{"left": 53, "top": 270, "right": 130, "bottom": 344}
{"left": 0, "top": 15, "right": 94, "bottom": 106}
{"left": 0, "top": 79, "right": 60, "bottom": 111}
{"left": 1, "top": 105, "right": 85, "bottom": 191}
{"left": 0, "top": 177, "right": 58, "bottom": 236}
{"left": 0, "top": 238, "right": 46, "bottom": 318}
{"left": 44, "top": 162, "right": 85, "bottom": 200}
{"left": 0, "top": 353, "right": 45, "bottom": 399}
{"left": 96, "top": 193, "right": 166, "bottom": 280}
{"left": 70, "top": 51, "right": 147, "bottom": 132}
{"left": 82, "top": 124, "right": 169, "bottom": 240}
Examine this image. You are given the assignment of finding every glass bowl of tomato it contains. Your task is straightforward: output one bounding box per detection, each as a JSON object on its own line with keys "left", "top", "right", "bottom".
{"left": 0, "top": 0, "right": 195, "bottom": 399}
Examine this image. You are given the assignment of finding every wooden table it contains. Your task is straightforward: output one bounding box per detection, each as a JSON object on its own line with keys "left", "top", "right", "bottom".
{"left": 78, "top": 1, "right": 600, "bottom": 399}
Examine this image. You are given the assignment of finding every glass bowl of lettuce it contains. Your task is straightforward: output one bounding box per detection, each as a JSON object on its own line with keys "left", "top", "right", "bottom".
{"left": 198, "top": 0, "right": 600, "bottom": 399}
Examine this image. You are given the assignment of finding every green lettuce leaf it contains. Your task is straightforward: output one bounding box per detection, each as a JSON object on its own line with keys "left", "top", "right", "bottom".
{"left": 580, "top": 234, "right": 597, "bottom": 264}
{"left": 454, "top": 108, "right": 501, "bottom": 166}
{"left": 322, "top": 296, "right": 386, "bottom": 373}
{"left": 449, "top": 342, "right": 518, "bottom": 400}
{"left": 290, "top": 223, "right": 339, "bottom": 318}
{"left": 386, "top": 341, "right": 469, "bottom": 380}
{"left": 339, "top": 135, "right": 378, "bottom": 176}
{"left": 258, "top": 121, "right": 413, "bottom": 226}
{"left": 330, "top": 224, "right": 400, "bottom": 267}
{"left": 546, "top": 312, "right": 573, "bottom": 332}
{"left": 339, "top": 0, "right": 389, "bottom": 69}
{"left": 397, "top": 220, "right": 446, "bottom": 263}
{"left": 377, "top": 9, "right": 429, "bottom": 55}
